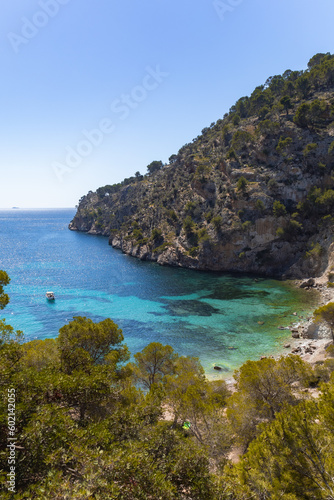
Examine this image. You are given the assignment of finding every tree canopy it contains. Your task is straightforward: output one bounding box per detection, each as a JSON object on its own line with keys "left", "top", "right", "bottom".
{"left": 130, "top": 341, "right": 177, "bottom": 390}
{"left": 57, "top": 316, "right": 129, "bottom": 374}
{"left": 1, "top": 304, "right": 334, "bottom": 498}
{"left": 146, "top": 160, "right": 163, "bottom": 175}
{"left": 0, "top": 270, "right": 10, "bottom": 310}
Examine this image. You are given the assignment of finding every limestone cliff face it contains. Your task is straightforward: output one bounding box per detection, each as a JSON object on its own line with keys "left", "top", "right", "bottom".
{"left": 70, "top": 54, "right": 334, "bottom": 278}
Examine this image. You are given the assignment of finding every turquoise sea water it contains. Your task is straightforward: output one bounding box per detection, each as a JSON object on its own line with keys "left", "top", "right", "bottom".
{"left": 0, "top": 209, "right": 318, "bottom": 378}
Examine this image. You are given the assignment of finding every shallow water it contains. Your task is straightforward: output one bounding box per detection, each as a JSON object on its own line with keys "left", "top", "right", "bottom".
{"left": 0, "top": 208, "right": 319, "bottom": 377}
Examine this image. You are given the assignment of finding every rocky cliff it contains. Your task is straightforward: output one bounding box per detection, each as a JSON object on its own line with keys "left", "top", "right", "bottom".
{"left": 70, "top": 53, "right": 334, "bottom": 278}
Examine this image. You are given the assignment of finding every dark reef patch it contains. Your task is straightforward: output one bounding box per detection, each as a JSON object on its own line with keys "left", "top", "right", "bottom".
{"left": 163, "top": 299, "right": 221, "bottom": 317}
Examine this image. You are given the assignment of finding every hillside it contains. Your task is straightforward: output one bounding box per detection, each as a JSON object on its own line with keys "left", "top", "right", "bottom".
{"left": 70, "top": 53, "right": 334, "bottom": 277}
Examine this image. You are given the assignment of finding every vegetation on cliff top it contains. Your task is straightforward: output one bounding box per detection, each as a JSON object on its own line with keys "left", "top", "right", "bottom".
{"left": 71, "top": 52, "right": 334, "bottom": 276}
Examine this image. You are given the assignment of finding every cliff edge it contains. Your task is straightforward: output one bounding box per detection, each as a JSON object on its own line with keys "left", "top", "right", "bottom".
{"left": 70, "top": 53, "right": 334, "bottom": 278}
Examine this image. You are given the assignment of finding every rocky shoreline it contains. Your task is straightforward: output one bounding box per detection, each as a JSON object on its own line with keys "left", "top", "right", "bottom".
{"left": 224, "top": 277, "right": 333, "bottom": 390}
{"left": 284, "top": 278, "right": 333, "bottom": 365}
{"left": 73, "top": 207, "right": 334, "bottom": 372}
{"left": 270, "top": 277, "right": 333, "bottom": 363}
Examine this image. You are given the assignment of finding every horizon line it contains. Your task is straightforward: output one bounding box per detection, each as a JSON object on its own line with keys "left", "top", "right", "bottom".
{"left": 0, "top": 207, "right": 76, "bottom": 210}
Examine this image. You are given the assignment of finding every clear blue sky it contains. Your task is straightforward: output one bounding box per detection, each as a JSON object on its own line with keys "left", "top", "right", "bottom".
{"left": 1, "top": 0, "right": 334, "bottom": 208}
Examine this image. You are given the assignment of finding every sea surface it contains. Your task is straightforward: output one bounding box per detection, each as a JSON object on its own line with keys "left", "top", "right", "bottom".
{"left": 0, "top": 208, "right": 319, "bottom": 378}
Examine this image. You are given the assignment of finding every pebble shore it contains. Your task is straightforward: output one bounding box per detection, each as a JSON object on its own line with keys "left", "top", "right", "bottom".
{"left": 225, "top": 278, "right": 334, "bottom": 390}
{"left": 284, "top": 279, "right": 334, "bottom": 365}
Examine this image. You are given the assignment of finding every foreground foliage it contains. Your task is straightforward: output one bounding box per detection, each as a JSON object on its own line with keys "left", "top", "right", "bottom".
{"left": 1, "top": 277, "right": 334, "bottom": 498}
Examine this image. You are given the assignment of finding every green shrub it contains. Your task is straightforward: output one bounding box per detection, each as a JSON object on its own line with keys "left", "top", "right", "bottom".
{"left": 204, "top": 211, "right": 213, "bottom": 223}
{"left": 197, "top": 228, "right": 209, "bottom": 243}
{"left": 267, "top": 178, "right": 278, "bottom": 190}
{"left": 226, "top": 148, "right": 237, "bottom": 160}
{"left": 294, "top": 102, "right": 311, "bottom": 127}
{"left": 257, "top": 120, "right": 280, "bottom": 135}
{"left": 242, "top": 221, "right": 252, "bottom": 232}
{"left": 255, "top": 199, "right": 265, "bottom": 212}
{"left": 282, "top": 219, "right": 303, "bottom": 239}
{"left": 305, "top": 242, "right": 323, "bottom": 258}
{"left": 276, "top": 136, "right": 292, "bottom": 155}
{"left": 232, "top": 114, "right": 240, "bottom": 126}
{"left": 303, "top": 142, "right": 318, "bottom": 157}
{"left": 221, "top": 125, "right": 230, "bottom": 145}
{"left": 231, "top": 130, "right": 253, "bottom": 151}
{"left": 273, "top": 200, "right": 287, "bottom": 217}
{"left": 195, "top": 164, "right": 210, "bottom": 180}
{"left": 276, "top": 227, "right": 285, "bottom": 238}
{"left": 287, "top": 219, "right": 303, "bottom": 232}
{"left": 237, "top": 176, "right": 248, "bottom": 192}
{"left": 321, "top": 214, "right": 334, "bottom": 226}
{"left": 167, "top": 210, "right": 177, "bottom": 221}
{"left": 183, "top": 215, "right": 194, "bottom": 235}
{"left": 133, "top": 228, "right": 144, "bottom": 241}
{"left": 185, "top": 201, "right": 197, "bottom": 215}
{"left": 151, "top": 228, "right": 163, "bottom": 241}
{"left": 294, "top": 98, "right": 328, "bottom": 129}
{"left": 316, "top": 189, "right": 334, "bottom": 211}
{"left": 211, "top": 216, "right": 223, "bottom": 231}
{"left": 137, "top": 237, "right": 149, "bottom": 246}
{"left": 258, "top": 107, "right": 271, "bottom": 121}
{"left": 153, "top": 242, "right": 169, "bottom": 253}
{"left": 188, "top": 246, "right": 199, "bottom": 257}
{"left": 325, "top": 344, "right": 334, "bottom": 357}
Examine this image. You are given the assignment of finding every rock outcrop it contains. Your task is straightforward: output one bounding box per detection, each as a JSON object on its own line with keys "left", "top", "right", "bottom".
{"left": 70, "top": 53, "right": 334, "bottom": 278}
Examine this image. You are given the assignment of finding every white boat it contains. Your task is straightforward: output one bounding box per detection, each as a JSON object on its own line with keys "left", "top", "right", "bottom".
{"left": 46, "top": 291, "right": 55, "bottom": 301}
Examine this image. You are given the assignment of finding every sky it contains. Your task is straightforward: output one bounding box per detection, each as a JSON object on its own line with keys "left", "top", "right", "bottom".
{"left": 1, "top": 0, "right": 334, "bottom": 208}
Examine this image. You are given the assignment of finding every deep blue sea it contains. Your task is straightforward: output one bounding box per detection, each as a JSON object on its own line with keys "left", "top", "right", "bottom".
{"left": 0, "top": 208, "right": 318, "bottom": 378}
